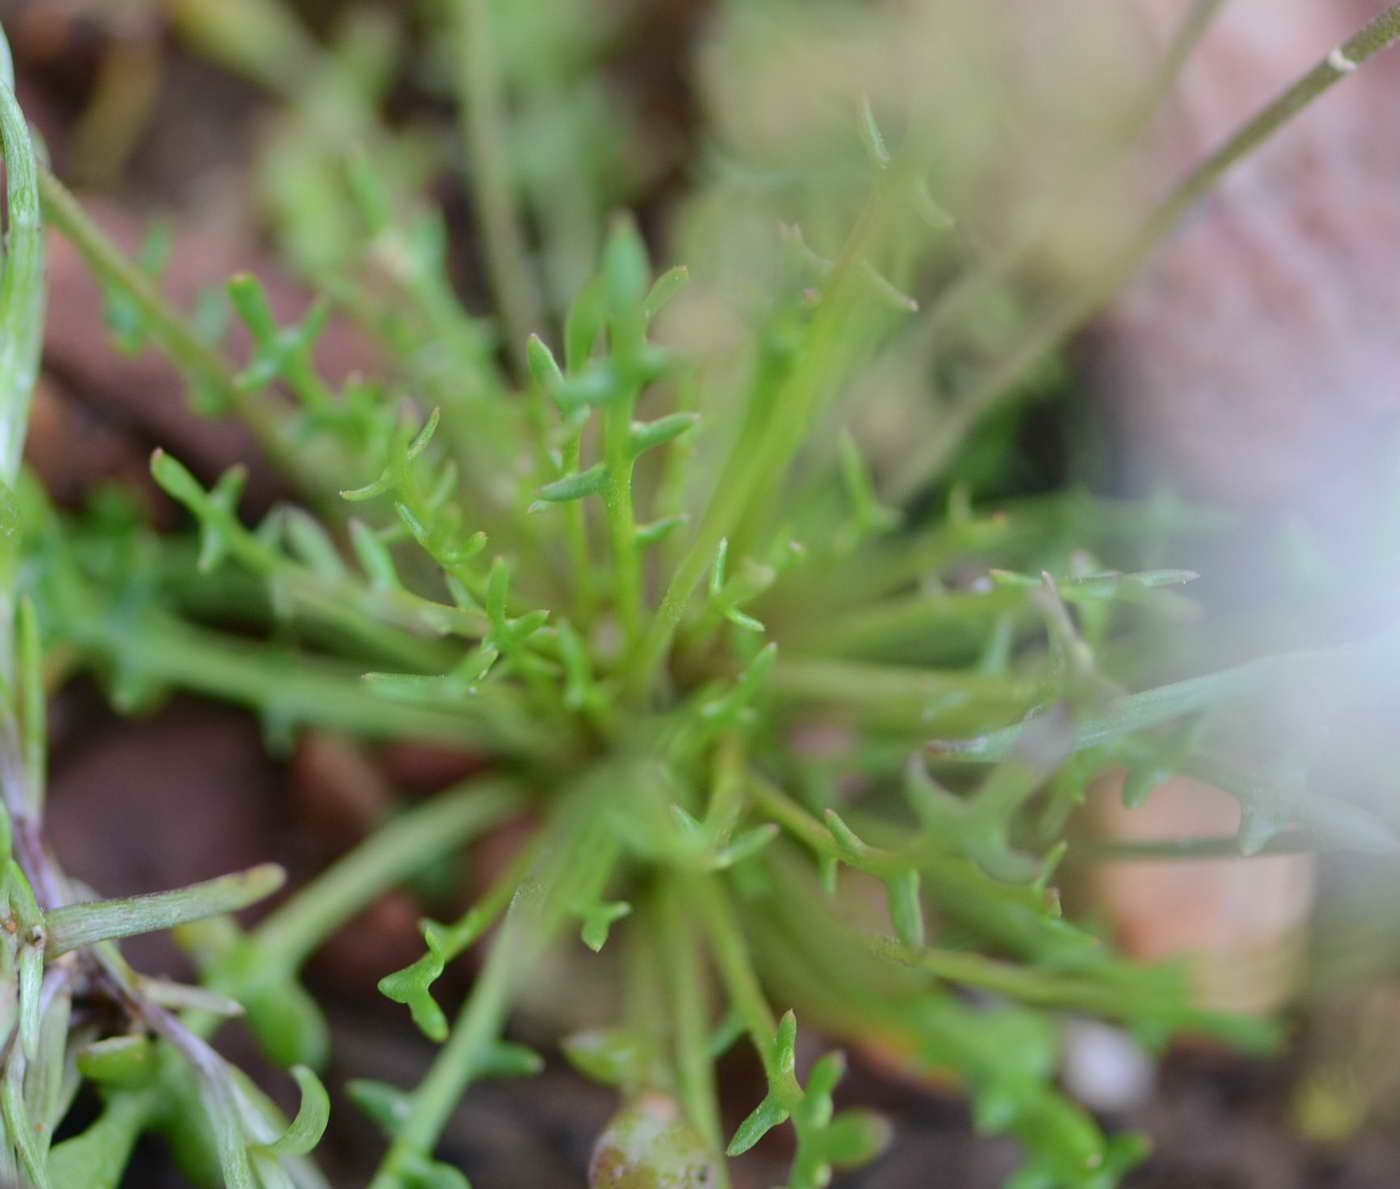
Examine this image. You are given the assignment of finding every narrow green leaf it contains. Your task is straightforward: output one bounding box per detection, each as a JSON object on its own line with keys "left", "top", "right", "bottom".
{"left": 635, "top": 514, "right": 688, "bottom": 548}
{"left": 226, "top": 273, "right": 279, "bottom": 343}
{"left": 402, "top": 1153, "right": 472, "bottom": 1188}
{"left": 724, "top": 607, "right": 765, "bottom": 633}
{"left": 526, "top": 333, "right": 563, "bottom": 393}
{"left": 711, "top": 823, "right": 778, "bottom": 870}
{"left": 911, "top": 177, "right": 956, "bottom": 230}
{"left": 17, "top": 934, "right": 41, "bottom": 1060}
{"left": 857, "top": 94, "right": 890, "bottom": 168}
{"left": 282, "top": 508, "right": 349, "bottom": 579}
{"left": 346, "top": 1079, "right": 414, "bottom": 1139}
{"left": 76, "top": 1036, "right": 158, "bottom": 1088}
{"left": 3, "top": 1063, "right": 50, "bottom": 1188}
{"left": 822, "top": 810, "right": 866, "bottom": 861}
{"left": 16, "top": 597, "right": 42, "bottom": 819}
{"left": 564, "top": 275, "right": 608, "bottom": 372}
{"left": 726, "top": 1093, "right": 789, "bottom": 1157}
{"left": 0, "top": 67, "right": 45, "bottom": 482}
{"left": 406, "top": 407, "right": 441, "bottom": 460}
{"left": 709, "top": 538, "right": 729, "bottom": 598}
{"left": 627, "top": 412, "right": 699, "bottom": 459}
{"left": 349, "top": 520, "right": 401, "bottom": 590}
{"left": 858, "top": 259, "right": 918, "bottom": 312}
{"left": 642, "top": 265, "right": 690, "bottom": 320}
{"left": 254, "top": 1066, "right": 330, "bottom": 1158}
{"left": 477, "top": 1042, "right": 544, "bottom": 1079}
{"left": 884, "top": 868, "right": 925, "bottom": 949}
{"left": 561, "top": 1029, "right": 644, "bottom": 1088}
{"left": 601, "top": 212, "right": 650, "bottom": 314}
{"left": 824, "top": 1109, "right": 892, "bottom": 1168}
{"left": 774, "top": 1011, "right": 798, "bottom": 1075}
{"left": 535, "top": 464, "right": 607, "bottom": 504}
{"left": 46, "top": 864, "right": 285, "bottom": 957}
{"left": 551, "top": 363, "right": 619, "bottom": 410}
{"left": 340, "top": 469, "right": 394, "bottom": 502}
{"left": 378, "top": 941, "right": 449, "bottom": 1043}
{"left": 149, "top": 449, "right": 206, "bottom": 507}
{"left": 580, "top": 900, "right": 631, "bottom": 952}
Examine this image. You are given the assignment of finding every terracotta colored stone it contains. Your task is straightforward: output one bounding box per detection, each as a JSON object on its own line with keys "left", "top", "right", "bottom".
{"left": 1096, "top": 0, "right": 1400, "bottom": 510}
{"left": 1088, "top": 770, "right": 1315, "bottom": 1014}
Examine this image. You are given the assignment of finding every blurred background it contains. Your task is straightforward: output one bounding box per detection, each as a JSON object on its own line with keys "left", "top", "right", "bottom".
{"left": 5, "top": 0, "right": 1400, "bottom": 1184}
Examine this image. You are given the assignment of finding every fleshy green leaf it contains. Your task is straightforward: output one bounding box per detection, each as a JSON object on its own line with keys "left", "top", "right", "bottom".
{"left": 347, "top": 1079, "right": 414, "bottom": 1139}
{"left": 627, "top": 412, "right": 699, "bottom": 459}
{"left": 535, "top": 464, "right": 608, "bottom": 504}
{"left": 253, "top": 1066, "right": 330, "bottom": 1158}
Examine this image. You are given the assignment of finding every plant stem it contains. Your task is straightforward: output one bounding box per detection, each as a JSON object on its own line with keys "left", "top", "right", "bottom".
{"left": 368, "top": 788, "right": 614, "bottom": 1183}
{"left": 659, "top": 878, "right": 724, "bottom": 1157}
{"left": 790, "top": 585, "right": 1021, "bottom": 651}
{"left": 1148, "top": 4, "right": 1400, "bottom": 232}
{"left": 702, "top": 732, "right": 746, "bottom": 839}
{"left": 772, "top": 655, "right": 1036, "bottom": 739}
{"left": 252, "top": 779, "right": 522, "bottom": 969}
{"left": 693, "top": 876, "right": 777, "bottom": 1072}
{"left": 0, "top": 72, "right": 43, "bottom": 487}
{"left": 451, "top": 0, "right": 542, "bottom": 372}
{"left": 623, "top": 898, "right": 669, "bottom": 1092}
{"left": 369, "top": 908, "right": 521, "bottom": 1188}
{"left": 772, "top": 656, "right": 1035, "bottom": 714}
{"left": 82, "top": 610, "right": 515, "bottom": 747}
{"left": 901, "top": 0, "right": 1225, "bottom": 374}
{"left": 35, "top": 169, "right": 307, "bottom": 483}
{"left": 1079, "top": 831, "right": 1314, "bottom": 860}
{"left": 603, "top": 398, "right": 642, "bottom": 649}
{"left": 932, "top": 629, "right": 1397, "bottom": 763}
{"left": 886, "top": 1, "right": 1400, "bottom": 501}
{"left": 627, "top": 174, "right": 904, "bottom": 697}
{"left": 866, "top": 934, "right": 1187, "bottom": 1022}
{"left": 561, "top": 431, "right": 595, "bottom": 622}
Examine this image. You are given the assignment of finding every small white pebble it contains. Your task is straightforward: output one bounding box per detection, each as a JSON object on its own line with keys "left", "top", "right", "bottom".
{"left": 1061, "top": 1018, "right": 1155, "bottom": 1114}
{"left": 1328, "top": 45, "right": 1358, "bottom": 74}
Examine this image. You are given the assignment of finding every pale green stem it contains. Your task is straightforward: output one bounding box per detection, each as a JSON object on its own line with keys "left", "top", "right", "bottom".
{"left": 603, "top": 398, "right": 642, "bottom": 648}
{"left": 452, "top": 0, "right": 542, "bottom": 371}
{"left": 0, "top": 70, "right": 43, "bottom": 486}
{"left": 81, "top": 610, "right": 517, "bottom": 747}
{"left": 693, "top": 876, "right": 778, "bottom": 1075}
{"left": 626, "top": 168, "right": 911, "bottom": 696}
{"left": 623, "top": 900, "right": 669, "bottom": 1092}
{"left": 0, "top": 60, "right": 43, "bottom": 718}
{"left": 1080, "top": 832, "right": 1313, "bottom": 860}
{"left": 886, "top": 2, "right": 1400, "bottom": 501}
{"left": 702, "top": 732, "right": 746, "bottom": 839}
{"left": 368, "top": 791, "right": 616, "bottom": 1184}
{"left": 932, "top": 628, "right": 1399, "bottom": 763}
{"left": 561, "top": 431, "right": 595, "bottom": 622}
{"left": 659, "top": 878, "right": 725, "bottom": 1158}
{"left": 867, "top": 934, "right": 1190, "bottom": 1022}
{"left": 772, "top": 656, "right": 1034, "bottom": 709}
{"left": 902, "top": 0, "right": 1226, "bottom": 370}
{"left": 36, "top": 169, "right": 305, "bottom": 482}
{"left": 252, "top": 780, "right": 523, "bottom": 969}
{"left": 368, "top": 911, "right": 522, "bottom": 1188}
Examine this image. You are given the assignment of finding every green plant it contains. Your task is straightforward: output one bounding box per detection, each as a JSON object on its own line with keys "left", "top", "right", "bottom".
{"left": 5, "top": 3, "right": 1400, "bottom": 1187}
